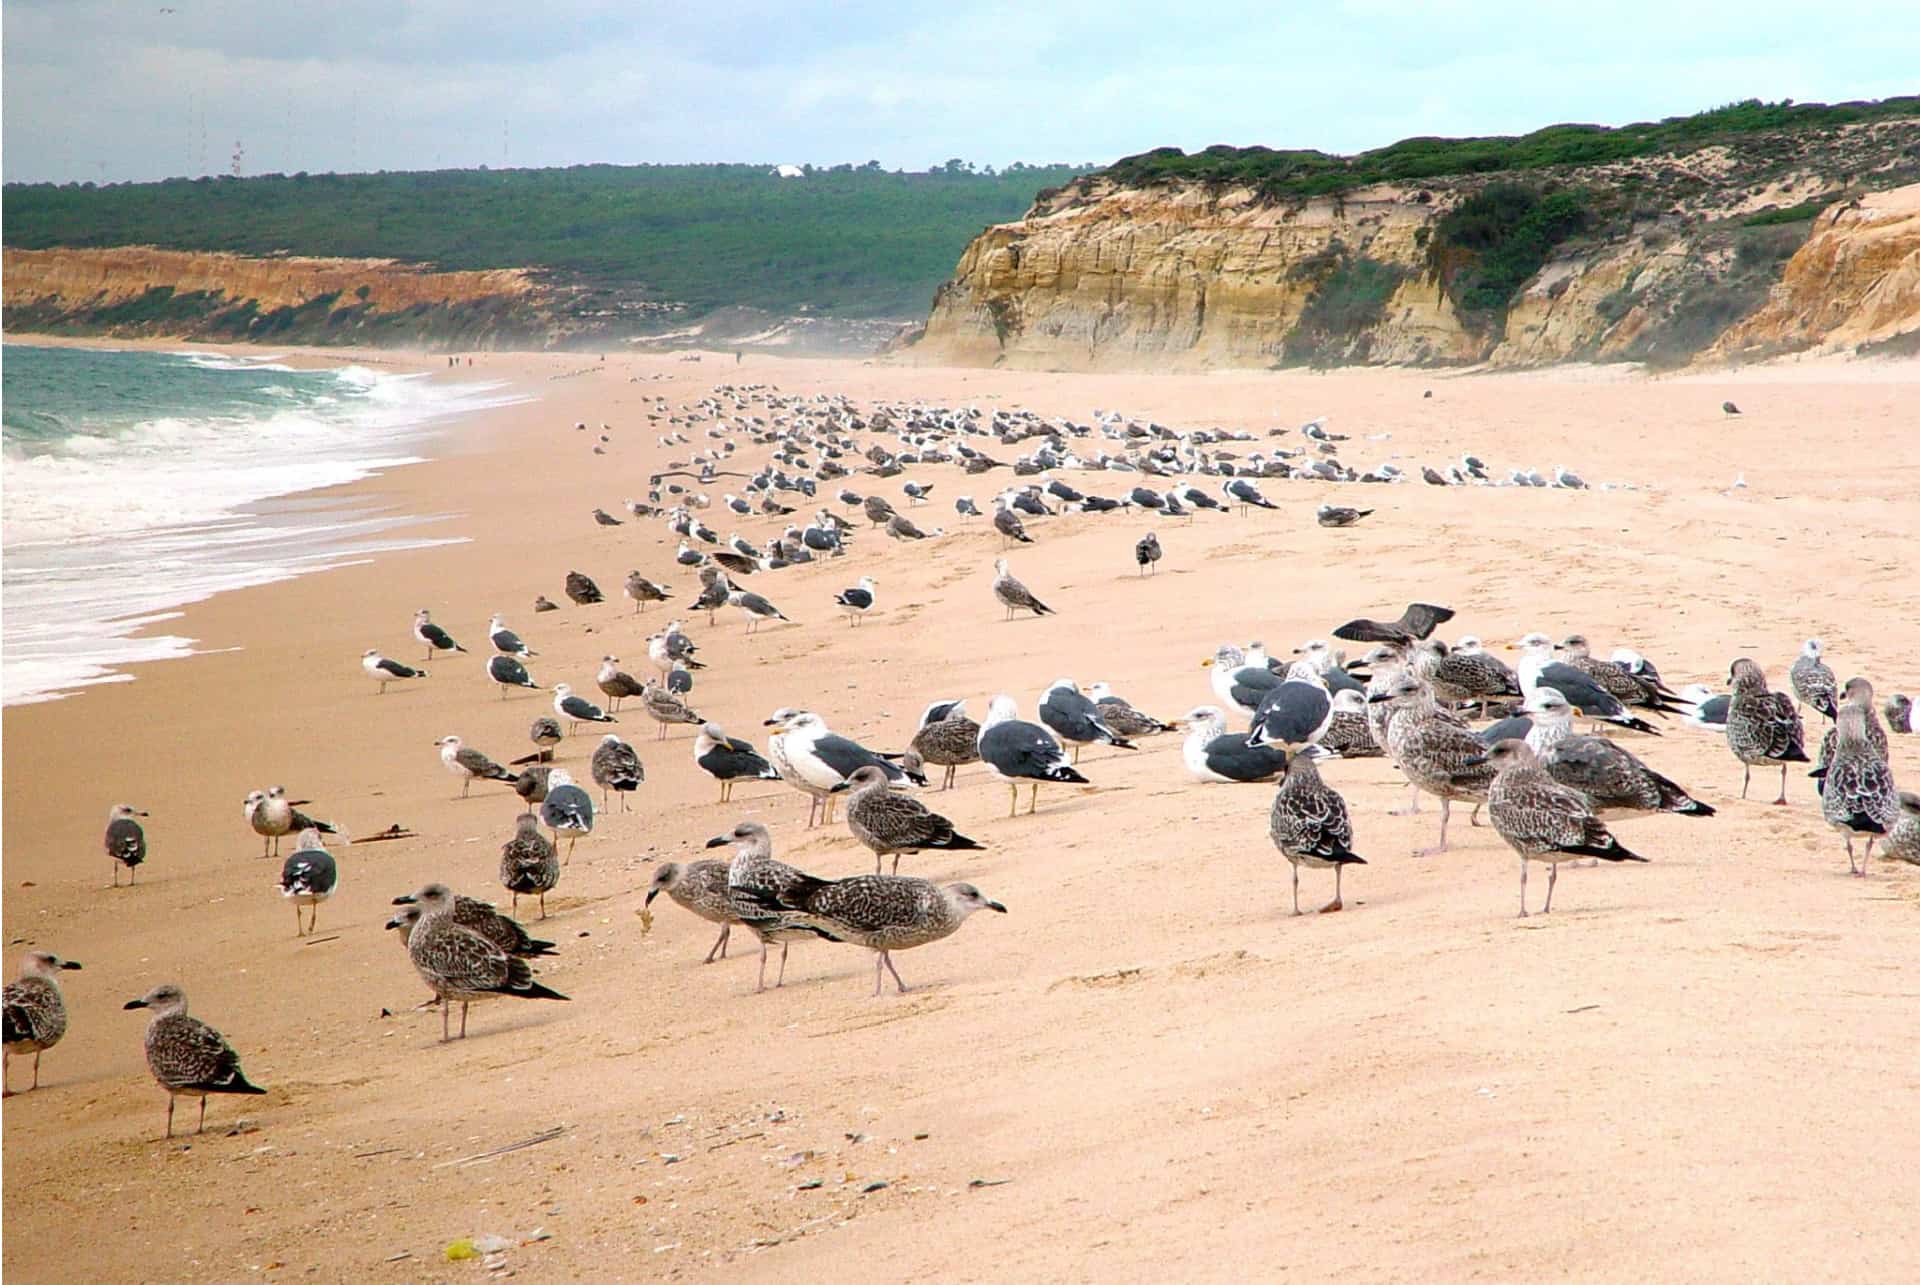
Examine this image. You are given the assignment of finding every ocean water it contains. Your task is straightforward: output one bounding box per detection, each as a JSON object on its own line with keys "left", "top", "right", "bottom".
{"left": 2, "top": 345, "right": 523, "bottom": 705}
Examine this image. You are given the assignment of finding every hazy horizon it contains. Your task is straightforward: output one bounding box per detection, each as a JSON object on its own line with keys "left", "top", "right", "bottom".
{"left": 5, "top": 1, "right": 1918, "bottom": 185}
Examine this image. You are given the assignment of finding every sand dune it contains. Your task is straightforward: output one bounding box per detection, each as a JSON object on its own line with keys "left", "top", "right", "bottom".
{"left": 4, "top": 346, "right": 1918, "bottom": 1282}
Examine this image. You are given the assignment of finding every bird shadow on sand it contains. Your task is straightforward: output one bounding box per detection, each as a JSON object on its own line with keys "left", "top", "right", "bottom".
{"left": 799, "top": 989, "right": 958, "bottom": 1033}
{"left": 396, "top": 1008, "right": 573, "bottom": 1044}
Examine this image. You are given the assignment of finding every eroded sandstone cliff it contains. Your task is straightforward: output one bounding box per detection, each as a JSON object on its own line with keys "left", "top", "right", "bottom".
{"left": 2, "top": 246, "right": 558, "bottom": 347}
{"left": 1711, "top": 185, "right": 1920, "bottom": 358}
{"left": 910, "top": 122, "right": 1920, "bottom": 371}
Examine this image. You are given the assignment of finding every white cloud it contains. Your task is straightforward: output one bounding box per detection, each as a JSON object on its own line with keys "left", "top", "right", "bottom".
{"left": 4, "top": 1, "right": 1917, "bottom": 182}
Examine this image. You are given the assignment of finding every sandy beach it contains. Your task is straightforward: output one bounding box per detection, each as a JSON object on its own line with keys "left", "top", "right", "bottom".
{"left": 4, "top": 343, "right": 1918, "bottom": 1282}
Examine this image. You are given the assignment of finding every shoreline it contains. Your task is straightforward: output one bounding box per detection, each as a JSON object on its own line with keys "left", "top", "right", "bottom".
{"left": 5, "top": 341, "right": 1920, "bottom": 1281}
{"left": 0, "top": 340, "right": 531, "bottom": 705}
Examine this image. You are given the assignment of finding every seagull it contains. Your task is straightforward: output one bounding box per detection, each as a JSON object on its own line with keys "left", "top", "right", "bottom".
{"left": 1316, "top": 505, "right": 1372, "bottom": 528}
{"left": 539, "top": 769, "right": 595, "bottom": 862}
{"left": 1821, "top": 684, "right": 1898, "bottom": 875}
{"left": 487, "top": 654, "right": 540, "bottom": 698}
{"left": 1723, "top": 400, "right": 1741, "bottom": 416}
{"left": 412, "top": 609, "right": 466, "bottom": 660}
{"left": 1246, "top": 671, "right": 1334, "bottom": 750}
{"left": 708, "top": 820, "right": 847, "bottom": 992}
{"left": 103, "top": 803, "right": 149, "bottom": 887}
{"left": 992, "top": 558, "right": 1053, "bottom": 620}
{"left": 1135, "top": 532, "right": 1162, "bottom": 575}
{"left": 1038, "top": 678, "right": 1137, "bottom": 764}
{"left": 488, "top": 613, "right": 536, "bottom": 658}
{"left": 362, "top": 649, "right": 427, "bottom": 694}
{"left": 840, "top": 764, "right": 984, "bottom": 874}
{"left": 886, "top": 513, "right": 937, "bottom": 540}
{"left": 1333, "top": 603, "right": 1455, "bottom": 645}
{"left": 553, "top": 682, "right": 616, "bottom": 733}
{"left": 977, "top": 694, "right": 1088, "bottom": 816}
{"left": 1789, "top": 639, "right": 1838, "bottom": 720}
{"left": 693, "top": 722, "right": 779, "bottom": 802}
{"left": 1476, "top": 740, "right": 1647, "bottom": 917}
{"left": 499, "top": 813, "right": 561, "bottom": 919}
{"left": 564, "top": 570, "right": 604, "bottom": 605}
{"left": 1085, "top": 682, "right": 1175, "bottom": 738}
{"left": 1511, "top": 634, "right": 1659, "bottom": 733}
{"left": 764, "top": 710, "right": 921, "bottom": 827}
{"left": 1370, "top": 675, "right": 1495, "bottom": 856}
{"left": 1269, "top": 749, "right": 1364, "bottom": 914}
{"left": 436, "top": 735, "right": 516, "bottom": 798}
{"left": 993, "top": 500, "right": 1033, "bottom": 546}
{"left": 4, "top": 951, "right": 83, "bottom": 1096}
{"left": 1180, "top": 706, "right": 1288, "bottom": 783}
{"left": 123, "top": 984, "right": 266, "bottom": 1137}
{"left": 1222, "top": 478, "right": 1277, "bottom": 512}
{"left": 908, "top": 700, "right": 982, "bottom": 791}
{"left": 834, "top": 576, "right": 878, "bottom": 625}
{"left": 743, "top": 873, "right": 1006, "bottom": 996}
{"left": 648, "top": 622, "right": 705, "bottom": 673}
{"left": 1521, "top": 691, "right": 1715, "bottom": 821}
{"left": 954, "top": 496, "right": 981, "bottom": 521}
{"left": 277, "top": 828, "right": 337, "bottom": 936}
{"left": 729, "top": 588, "right": 790, "bottom": 634}
{"left": 1201, "top": 644, "right": 1282, "bottom": 720}
{"left": 512, "top": 716, "right": 563, "bottom": 764}
{"left": 646, "top": 859, "right": 739, "bottom": 963}
{"left": 251, "top": 786, "right": 338, "bottom": 859}
{"left": 594, "top": 656, "right": 647, "bottom": 712}
{"left": 589, "top": 734, "right": 645, "bottom": 811}
{"left": 640, "top": 678, "right": 703, "bottom": 740}
{"left": 623, "top": 572, "right": 672, "bottom": 614}
{"left": 389, "top": 885, "right": 568, "bottom": 1040}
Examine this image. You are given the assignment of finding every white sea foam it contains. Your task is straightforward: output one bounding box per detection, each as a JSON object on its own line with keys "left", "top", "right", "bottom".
{"left": 2, "top": 356, "right": 524, "bottom": 705}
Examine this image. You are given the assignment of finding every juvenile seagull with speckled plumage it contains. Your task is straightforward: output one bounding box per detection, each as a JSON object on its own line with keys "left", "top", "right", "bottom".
{"left": 1476, "top": 740, "right": 1647, "bottom": 917}
{"left": 1725, "top": 659, "right": 1808, "bottom": 804}
{"left": 748, "top": 872, "right": 1006, "bottom": 996}
{"left": 5, "top": 951, "right": 82, "bottom": 1096}
{"left": 123, "top": 984, "right": 266, "bottom": 1137}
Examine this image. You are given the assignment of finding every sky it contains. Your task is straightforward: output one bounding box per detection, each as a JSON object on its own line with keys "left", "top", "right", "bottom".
{"left": 4, "top": 1, "right": 1917, "bottom": 184}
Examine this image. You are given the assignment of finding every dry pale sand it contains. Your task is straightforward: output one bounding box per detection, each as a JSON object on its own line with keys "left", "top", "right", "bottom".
{"left": 4, "top": 345, "right": 1918, "bottom": 1282}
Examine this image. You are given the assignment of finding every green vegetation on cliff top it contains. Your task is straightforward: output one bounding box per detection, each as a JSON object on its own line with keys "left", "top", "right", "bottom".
{"left": 1098, "top": 98, "right": 1920, "bottom": 198}
{"left": 2, "top": 162, "right": 1088, "bottom": 319}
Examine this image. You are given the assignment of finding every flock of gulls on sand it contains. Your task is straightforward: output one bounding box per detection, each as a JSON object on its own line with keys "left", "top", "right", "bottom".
{"left": 10, "top": 382, "right": 1915, "bottom": 1140}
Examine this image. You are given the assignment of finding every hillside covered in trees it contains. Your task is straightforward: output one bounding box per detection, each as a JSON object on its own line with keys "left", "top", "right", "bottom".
{"left": 1096, "top": 97, "right": 1920, "bottom": 198}
{"left": 2, "top": 161, "right": 1089, "bottom": 322}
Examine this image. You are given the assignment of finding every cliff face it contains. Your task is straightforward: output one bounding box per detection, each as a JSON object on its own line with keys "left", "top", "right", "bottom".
{"left": 912, "top": 122, "right": 1920, "bottom": 371}
{"left": 919, "top": 183, "right": 1483, "bottom": 369}
{"left": 2, "top": 247, "right": 560, "bottom": 348}
{"left": 1710, "top": 185, "right": 1920, "bottom": 358}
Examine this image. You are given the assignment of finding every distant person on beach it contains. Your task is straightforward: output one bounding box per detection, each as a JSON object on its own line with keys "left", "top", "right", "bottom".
{"left": 736, "top": 350, "right": 743, "bottom": 364}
